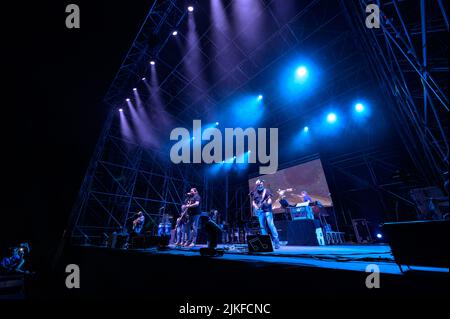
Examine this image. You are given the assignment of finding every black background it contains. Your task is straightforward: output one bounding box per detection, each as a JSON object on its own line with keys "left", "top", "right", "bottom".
{"left": 2, "top": 0, "right": 151, "bottom": 267}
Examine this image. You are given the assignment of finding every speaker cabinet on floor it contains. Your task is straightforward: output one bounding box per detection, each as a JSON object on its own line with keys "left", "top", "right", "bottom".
{"left": 382, "top": 220, "right": 449, "bottom": 268}
{"left": 247, "top": 235, "right": 274, "bottom": 252}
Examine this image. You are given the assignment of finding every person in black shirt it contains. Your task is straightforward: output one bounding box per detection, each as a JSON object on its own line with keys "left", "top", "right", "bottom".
{"left": 251, "top": 179, "right": 280, "bottom": 249}
{"left": 183, "top": 188, "right": 202, "bottom": 247}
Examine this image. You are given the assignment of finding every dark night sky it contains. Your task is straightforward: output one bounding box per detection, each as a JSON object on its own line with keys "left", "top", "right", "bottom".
{"left": 2, "top": 1, "right": 152, "bottom": 260}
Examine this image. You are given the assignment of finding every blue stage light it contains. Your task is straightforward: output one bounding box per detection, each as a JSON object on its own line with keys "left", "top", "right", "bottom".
{"left": 327, "top": 113, "right": 337, "bottom": 123}
{"left": 303, "top": 126, "right": 309, "bottom": 132}
{"left": 355, "top": 103, "right": 364, "bottom": 113}
{"left": 376, "top": 233, "right": 383, "bottom": 239}
{"left": 296, "top": 66, "right": 308, "bottom": 79}
{"left": 215, "top": 122, "right": 219, "bottom": 126}
{"left": 279, "top": 58, "right": 320, "bottom": 102}
{"left": 257, "top": 95, "right": 263, "bottom": 101}
{"left": 227, "top": 95, "right": 265, "bottom": 126}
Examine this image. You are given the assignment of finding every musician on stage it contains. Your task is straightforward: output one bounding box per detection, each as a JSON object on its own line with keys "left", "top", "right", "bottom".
{"left": 251, "top": 179, "right": 280, "bottom": 249}
{"left": 132, "top": 211, "right": 145, "bottom": 234}
{"left": 183, "top": 188, "right": 202, "bottom": 247}
{"left": 175, "top": 199, "right": 189, "bottom": 246}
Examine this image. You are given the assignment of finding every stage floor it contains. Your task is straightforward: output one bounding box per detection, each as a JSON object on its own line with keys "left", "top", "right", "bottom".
{"left": 148, "top": 244, "right": 449, "bottom": 275}
{"left": 52, "top": 243, "right": 449, "bottom": 298}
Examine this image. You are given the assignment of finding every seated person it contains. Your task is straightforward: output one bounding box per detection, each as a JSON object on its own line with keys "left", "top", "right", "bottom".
{"left": 1, "top": 246, "right": 26, "bottom": 274}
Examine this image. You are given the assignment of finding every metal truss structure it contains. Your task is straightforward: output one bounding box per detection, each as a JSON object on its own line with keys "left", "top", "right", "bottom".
{"left": 341, "top": 0, "right": 449, "bottom": 187}
{"left": 326, "top": 146, "right": 425, "bottom": 233}
{"left": 68, "top": 0, "right": 448, "bottom": 244}
{"left": 69, "top": 1, "right": 197, "bottom": 244}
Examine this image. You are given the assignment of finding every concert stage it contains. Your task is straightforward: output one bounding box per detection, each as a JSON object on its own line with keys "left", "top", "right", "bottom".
{"left": 58, "top": 243, "right": 449, "bottom": 299}
{"left": 165, "top": 244, "right": 438, "bottom": 275}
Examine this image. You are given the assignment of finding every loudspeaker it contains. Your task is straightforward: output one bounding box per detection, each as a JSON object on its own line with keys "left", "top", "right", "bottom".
{"left": 157, "top": 235, "right": 170, "bottom": 248}
{"left": 204, "top": 220, "right": 222, "bottom": 248}
{"left": 130, "top": 235, "right": 146, "bottom": 249}
{"left": 110, "top": 233, "right": 129, "bottom": 249}
{"left": 382, "top": 220, "right": 449, "bottom": 268}
{"left": 275, "top": 220, "right": 319, "bottom": 246}
{"left": 247, "top": 235, "right": 274, "bottom": 252}
{"left": 130, "top": 235, "right": 167, "bottom": 249}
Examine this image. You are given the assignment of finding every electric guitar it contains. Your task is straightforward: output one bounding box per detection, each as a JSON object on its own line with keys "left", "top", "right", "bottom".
{"left": 132, "top": 216, "right": 144, "bottom": 233}
{"left": 176, "top": 199, "right": 191, "bottom": 227}
{"left": 253, "top": 191, "right": 271, "bottom": 216}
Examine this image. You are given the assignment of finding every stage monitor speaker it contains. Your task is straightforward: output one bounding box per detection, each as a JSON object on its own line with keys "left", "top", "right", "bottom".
{"left": 382, "top": 220, "right": 449, "bottom": 268}
{"left": 157, "top": 235, "right": 170, "bottom": 248}
{"left": 110, "top": 233, "right": 129, "bottom": 249}
{"left": 275, "top": 220, "right": 319, "bottom": 246}
{"left": 131, "top": 235, "right": 146, "bottom": 249}
{"left": 247, "top": 235, "right": 274, "bottom": 252}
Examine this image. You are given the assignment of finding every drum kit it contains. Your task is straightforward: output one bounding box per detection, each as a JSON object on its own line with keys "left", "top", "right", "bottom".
{"left": 157, "top": 213, "right": 172, "bottom": 236}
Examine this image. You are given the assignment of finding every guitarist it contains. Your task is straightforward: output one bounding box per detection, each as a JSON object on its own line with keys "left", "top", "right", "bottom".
{"left": 175, "top": 197, "right": 191, "bottom": 246}
{"left": 132, "top": 211, "right": 145, "bottom": 234}
{"left": 251, "top": 179, "right": 280, "bottom": 249}
{"left": 183, "top": 188, "right": 202, "bottom": 247}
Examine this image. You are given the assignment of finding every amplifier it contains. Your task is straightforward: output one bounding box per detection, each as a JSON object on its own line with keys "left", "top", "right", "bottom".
{"left": 110, "top": 233, "right": 129, "bottom": 249}
{"left": 131, "top": 235, "right": 146, "bottom": 249}
{"left": 286, "top": 206, "right": 314, "bottom": 220}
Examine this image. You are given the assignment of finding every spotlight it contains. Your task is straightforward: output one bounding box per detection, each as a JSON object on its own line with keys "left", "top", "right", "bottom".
{"left": 327, "top": 113, "right": 337, "bottom": 123}
{"left": 150, "top": 60, "right": 155, "bottom": 65}
{"left": 303, "top": 126, "right": 309, "bottom": 132}
{"left": 187, "top": 6, "right": 194, "bottom": 12}
{"left": 192, "top": 136, "right": 195, "bottom": 140}
{"left": 133, "top": 88, "right": 137, "bottom": 91}
{"left": 119, "top": 108, "right": 123, "bottom": 112}
{"left": 376, "top": 233, "right": 383, "bottom": 239}
{"left": 142, "top": 77, "right": 146, "bottom": 81}
{"left": 126, "top": 98, "right": 130, "bottom": 102}
{"left": 296, "top": 66, "right": 308, "bottom": 78}
{"left": 355, "top": 103, "right": 364, "bottom": 113}
{"left": 257, "top": 95, "right": 263, "bottom": 101}
{"left": 172, "top": 31, "right": 178, "bottom": 36}
{"left": 215, "top": 122, "right": 219, "bottom": 126}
